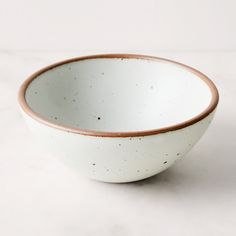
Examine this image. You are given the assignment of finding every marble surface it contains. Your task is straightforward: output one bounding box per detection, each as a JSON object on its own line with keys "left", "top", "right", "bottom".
{"left": 0, "top": 51, "right": 235, "bottom": 236}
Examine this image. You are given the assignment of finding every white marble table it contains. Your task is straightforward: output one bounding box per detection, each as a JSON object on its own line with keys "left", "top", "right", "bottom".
{"left": 0, "top": 51, "right": 235, "bottom": 236}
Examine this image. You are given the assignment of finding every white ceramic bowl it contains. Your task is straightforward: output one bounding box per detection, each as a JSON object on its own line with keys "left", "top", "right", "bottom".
{"left": 18, "top": 54, "right": 219, "bottom": 183}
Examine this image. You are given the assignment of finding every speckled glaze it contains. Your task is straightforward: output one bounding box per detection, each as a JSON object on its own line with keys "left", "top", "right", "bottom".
{"left": 18, "top": 54, "right": 219, "bottom": 183}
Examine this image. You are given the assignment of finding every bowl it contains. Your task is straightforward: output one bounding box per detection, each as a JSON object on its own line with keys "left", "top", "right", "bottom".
{"left": 18, "top": 54, "right": 219, "bottom": 183}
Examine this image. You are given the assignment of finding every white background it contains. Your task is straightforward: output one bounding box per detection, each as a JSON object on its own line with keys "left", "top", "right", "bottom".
{"left": 0, "top": 0, "right": 236, "bottom": 235}
{"left": 0, "top": 0, "right": 235, "bottom": 51}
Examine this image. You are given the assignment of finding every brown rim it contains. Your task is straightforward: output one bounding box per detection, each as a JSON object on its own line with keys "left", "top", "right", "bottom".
{"left": 18, "top": 54, "right": 219, "bottom": 137}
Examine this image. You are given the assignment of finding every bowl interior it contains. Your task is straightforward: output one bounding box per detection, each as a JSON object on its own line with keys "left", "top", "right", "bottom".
{"left": 25, "top": 57, "right": 213, "bottom": 132}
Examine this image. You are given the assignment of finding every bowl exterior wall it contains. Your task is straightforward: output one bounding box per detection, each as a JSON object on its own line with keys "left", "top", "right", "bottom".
{"left": 21, "top": 110, "right": 216, "bottom": 183}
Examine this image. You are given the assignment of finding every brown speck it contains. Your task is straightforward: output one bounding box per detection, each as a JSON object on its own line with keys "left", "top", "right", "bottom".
{"left": 97, "top": 117, "right": 101, "bottom": 120}
{"left": 34, "top": 91, "right": 38, "bottom": 95}
{"left": 150, "top": 85, "right": 154, "bottom": 89}
{"left": 118, "top": 144, "right": 121, "bottom": 146}
{"left": 68, "top": 67, "right": 71, "bottom": 70}
{"left": 177, "top": 153, "right": 180, "bottom": 156}
{"left": 135, "top": 150, "right": 138, "bottom": 152}
{"left": 92, "top": 163, "right": 96, "bottom": 166}
{"left": 137, "top": 170, "right": 140, "bottom": 172}
{"left": 106, "top": 169, "right": 109, "bottom": 172}
{"left": 89, "top": 85, "right": 93, "bottom": 88}
{"left": 138, "top": 138, "right": 142, "bottom": 140}
{"left": 123, "top": 159, "right": 127, "bottom": 162}
{"left": 63, "top": 97, "right": 66, "bottom": 100}
{"left": 101, "top": 72, "right": 104, "bottom": 75}
{"left": 54, "top": 117, "right": 58, "bottom": 120}
{"left": 72, "top": 99, "right": 76, "bottom": 102}
{"left": 163, "top": 161, "right": 168, "bottom": 164}
{"left": 165, "top": 153, "right": 168, "bottom": 156}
